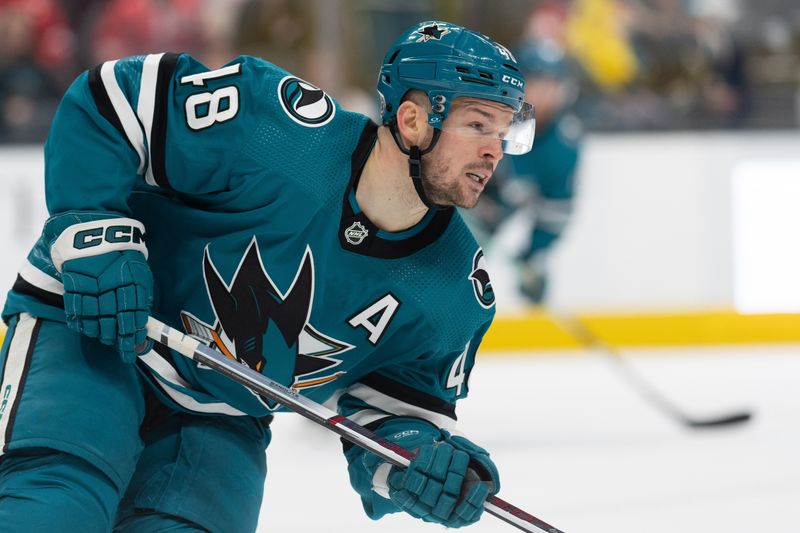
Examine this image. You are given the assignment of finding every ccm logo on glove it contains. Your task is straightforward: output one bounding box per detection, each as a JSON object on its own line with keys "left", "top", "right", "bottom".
{"left": 51, "top": 218, "right": 148, "bottom": 271}
{"left": 73, "top": 225, "right": 145, "bottom": 249}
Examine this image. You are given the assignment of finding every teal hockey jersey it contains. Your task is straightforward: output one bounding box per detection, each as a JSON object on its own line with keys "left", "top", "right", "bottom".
{"left": 3, "top": 53, "right": 495, "bottom": 429}
{"left": 509, "top": 113, "right": 581, "bottom": 256}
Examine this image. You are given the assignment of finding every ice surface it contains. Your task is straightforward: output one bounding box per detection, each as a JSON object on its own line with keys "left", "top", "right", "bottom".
{"left": 257, "top": 345, "right": 800, "bottom": 532}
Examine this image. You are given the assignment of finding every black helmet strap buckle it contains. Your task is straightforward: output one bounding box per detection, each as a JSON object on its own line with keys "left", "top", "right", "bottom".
{"left": 389, "top": 119, "right": 443, "bottom": 209}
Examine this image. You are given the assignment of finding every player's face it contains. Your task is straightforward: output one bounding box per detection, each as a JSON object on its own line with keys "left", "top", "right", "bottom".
{"left": 421, "top": 99, "right": 513, "bottom": 209}
{"left": 524, "top": 76, "right": 566, "bottom": 126}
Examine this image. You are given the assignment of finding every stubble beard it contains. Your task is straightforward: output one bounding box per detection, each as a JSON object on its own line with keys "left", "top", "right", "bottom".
{"left": 420, "top": 158, "right": 480, "bottom": 209}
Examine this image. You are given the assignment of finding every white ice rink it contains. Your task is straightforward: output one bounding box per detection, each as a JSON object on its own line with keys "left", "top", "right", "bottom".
{"left": 257, "top": 344, "right": 800, "bottom": 533}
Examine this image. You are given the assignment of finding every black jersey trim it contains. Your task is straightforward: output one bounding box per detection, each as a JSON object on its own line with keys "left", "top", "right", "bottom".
{"left": 3, "top": 317, "right": 41, "bottom": 452}
{"left": 361, "top": 372, "right": 457, "bottom": 419}
{"left": 12, "top": 275, "right": 64, "bottom": 310}
{"left": 88, "top": 63, "right": 132, "bottom": 150}
{"left": 339, "top": 122, "right": 454, "bottom": 259}
{"left": 150, "top": 53, "right": 180, "bottom": 190}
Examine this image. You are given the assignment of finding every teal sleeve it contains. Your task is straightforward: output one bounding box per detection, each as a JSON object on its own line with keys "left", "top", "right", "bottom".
{"left": 44, "top": 70, "right": 141, "bottom": 216}
{"left": 42, "top": 54, "right": 259, "bottom": 216}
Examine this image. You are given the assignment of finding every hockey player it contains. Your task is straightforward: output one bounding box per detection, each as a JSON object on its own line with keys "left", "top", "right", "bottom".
{"left": 512, "top": 40, "right": 581, "bottom": 304}
{"left": 0, "top": 21, "right": 535, "bottom": 532}
{"left": 469, "top": 39, "right": 581, "bottom": 304}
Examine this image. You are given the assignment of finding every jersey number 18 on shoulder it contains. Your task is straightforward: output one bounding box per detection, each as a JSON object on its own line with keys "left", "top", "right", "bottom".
{"left": 181, "top": 63, "right": 242, "bottom": 131}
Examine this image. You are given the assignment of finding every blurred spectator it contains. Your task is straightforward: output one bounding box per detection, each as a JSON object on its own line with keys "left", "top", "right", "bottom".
{"left": 689, "top": 2, "right": 751, "bottom": 127}
{"left": 566, "top": 0, "right": 639, "bottom": 92}
{"left": 0, "top": 0, "right": 795, "bottom": 145}
{"left": 565, "top": 0, "right": 753, "bottom": 130}
{"left": 522, "top": 0, "right": 572, "bottom": 45}
{"left": 560, "top": 0, "right": 665, "bottom": 130}
{"left": 89, "top": 0, "right": 212, "bottom": 65}
{"left": 0, "top": 0, "right": 73, "bottom": 143}
{"left": 627, "top": 0, "right": 750, "bottom": 127}
{"left": 233, "top": 0, "right": 314, "bottom": 78}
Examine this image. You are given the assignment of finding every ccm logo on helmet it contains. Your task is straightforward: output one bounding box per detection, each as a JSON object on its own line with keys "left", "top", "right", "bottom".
{"left": 73, "top": 225, "right": 145, "bottom": 250}
{"left": 502, "top": 74, "right": 523, "bottom": 88}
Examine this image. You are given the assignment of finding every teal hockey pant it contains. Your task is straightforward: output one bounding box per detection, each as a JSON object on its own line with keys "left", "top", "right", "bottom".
{"left": 0, "top": 314, "right": 271, "bottom": 532}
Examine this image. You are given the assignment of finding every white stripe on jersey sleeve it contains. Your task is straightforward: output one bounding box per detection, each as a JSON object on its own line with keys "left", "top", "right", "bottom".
{"left": 137, "top": 53, "right": 164, "bottom": 187}
{"left": 100, "top": 60, "right": 147, "bottom": 175}
{"left": 19, "top": 259, "right": 64, "bottom": 295}
{"left": 139, "top": 349, "right": 249, "bottom": 416}
{"left": 347, "top": 408, "right": 390, "bottom": 427}
{"left": 345, "top": 383, "right": 457, "bottom": 430}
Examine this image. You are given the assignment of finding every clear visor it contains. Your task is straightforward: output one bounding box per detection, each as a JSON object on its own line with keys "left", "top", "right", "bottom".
{"left": 439, "top": 100, "right": 536, "bottom": 155}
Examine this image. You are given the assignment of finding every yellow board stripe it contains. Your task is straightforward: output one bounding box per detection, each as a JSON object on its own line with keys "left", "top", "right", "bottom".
{"left": 481, "top": 310, "right": 800, "bottom": 352}
{"left": 479, "top": 310, "right": 583, "bottom": 351}
{"left": 578, "top": 311, "right": 800, "bottom": 346}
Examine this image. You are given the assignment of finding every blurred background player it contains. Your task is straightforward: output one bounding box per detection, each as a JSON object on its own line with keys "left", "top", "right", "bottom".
{"left": 468, "top": 36, "right": 582, "bottom": 305}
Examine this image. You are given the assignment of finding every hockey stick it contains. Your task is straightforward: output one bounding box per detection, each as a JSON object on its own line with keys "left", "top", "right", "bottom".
{"left": 554, "top": 315, "right": 752, "bottom": 429}
{"left": 145, "top": 317, "right": 565, "bottom": 533}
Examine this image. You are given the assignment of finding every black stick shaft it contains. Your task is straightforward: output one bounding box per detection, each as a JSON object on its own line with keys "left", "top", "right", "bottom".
{"left": 555, "top": 315, "right": 751, "bottom": 429}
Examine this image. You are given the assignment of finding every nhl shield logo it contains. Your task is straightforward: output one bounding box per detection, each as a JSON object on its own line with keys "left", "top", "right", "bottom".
{"left": 344, "top": 222, "right": 369, "bottom": 245}
{"left": 278, "top": 76, "right": 336, "bottom": 127}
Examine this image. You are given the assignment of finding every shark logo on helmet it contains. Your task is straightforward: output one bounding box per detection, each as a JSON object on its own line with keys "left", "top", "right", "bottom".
{"left": 415, "top": 23, "right": 451, "bottom": 42}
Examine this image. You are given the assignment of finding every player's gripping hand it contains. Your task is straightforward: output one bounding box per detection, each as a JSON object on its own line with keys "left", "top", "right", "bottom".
{"left": 47, "top": 213, "right": 153, "bottom": 363}
{"left": 346, "top": 418, "right": 500, "bottom": 528}
{"left": 518, "top": 250, "right": 548, "bottom": 304}
{"left": 61, "top": 250, "right": 153, "bottom": 362}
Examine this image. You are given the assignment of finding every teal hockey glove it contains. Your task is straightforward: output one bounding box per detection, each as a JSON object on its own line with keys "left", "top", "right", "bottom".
{"left": 61, "top": 250, "right": 153, "bottom": 362}
{"left": 346, "top": 418, "right": 499, "bottom": 528}
{"left": 48, "top": 214, "right": 152, "bottom": 363}
{"left": 517, "top": 251, "right": 549, "bottom": 304}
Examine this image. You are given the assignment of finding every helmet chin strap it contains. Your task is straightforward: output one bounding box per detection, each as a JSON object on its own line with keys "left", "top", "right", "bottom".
{"left": 389, "top": 120, "right": 444, "bottom": 209}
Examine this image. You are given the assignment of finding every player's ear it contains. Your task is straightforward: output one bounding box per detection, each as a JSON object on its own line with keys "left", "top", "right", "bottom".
{"left": 395, "top": 100, "right": 430, "bottom": 147}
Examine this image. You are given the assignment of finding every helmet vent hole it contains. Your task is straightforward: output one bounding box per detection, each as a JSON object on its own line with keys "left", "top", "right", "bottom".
{"left": 503, "top": 63, "right": 520, "bottom": 72}
{"left": 456, "top": 66, "right": 470, "bottom": 74}
{"left": 459, "top": 76, "right": 494, "bottom": 87}
{"left": 478, "top": 71, "right": 493, "bottom": 79}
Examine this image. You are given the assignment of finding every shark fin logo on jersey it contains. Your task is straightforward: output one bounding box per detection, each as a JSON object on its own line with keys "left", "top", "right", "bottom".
{"left": 278, "top": 76, "right": 336, "bottom": 127}
{"left": 468, "top": 249, "right": 494, "bottom": 309}
{"left": 415, "top": 23, "right": 451, "bottom": 42}
{"left": 181, "top": 239, "right": 353, "bottom": 408}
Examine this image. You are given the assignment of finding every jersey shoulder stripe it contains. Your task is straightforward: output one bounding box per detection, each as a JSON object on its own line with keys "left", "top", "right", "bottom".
{"left": 96, "top": 60, "right": 148, "bottom": 174}
{"left": 140, "top": 53, "right": 179, "bottom": 188}
{"left": 87, "top": 53, "right": 180, "bottom": 188}
{"left": 88, "top": 63, "right": 130, "bottom": 151}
